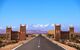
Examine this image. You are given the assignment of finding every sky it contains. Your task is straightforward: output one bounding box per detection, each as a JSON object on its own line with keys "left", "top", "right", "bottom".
{"left": 0, "top": 0, "right": 80, "bottom": 29}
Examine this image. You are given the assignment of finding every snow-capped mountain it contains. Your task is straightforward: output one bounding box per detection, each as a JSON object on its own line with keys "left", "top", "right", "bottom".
{"left": 0, "top": 24, "right": 80, "bottom": 34}
{"left": 0, "top": 29, "right": 6, "bottom": 34}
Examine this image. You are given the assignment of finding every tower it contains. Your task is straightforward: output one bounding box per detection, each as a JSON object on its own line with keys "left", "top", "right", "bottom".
{"left": 19, "top": 24, "right": 26, "bottom": 41}
{"left": 54, "top": 24, "right": 61, "bottom": 41}
{"left": 6, "top": 26, "right": 12, "bottom": 41}
{"left": 69, "top": 25, "right": 74, "bottom": 40}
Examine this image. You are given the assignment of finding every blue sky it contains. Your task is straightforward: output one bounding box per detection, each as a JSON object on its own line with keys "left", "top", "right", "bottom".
{"left": 0, "top": 0, "right": 80, "bottom": 28}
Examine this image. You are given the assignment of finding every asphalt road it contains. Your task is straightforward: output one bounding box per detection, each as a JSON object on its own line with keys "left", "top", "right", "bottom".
{"left": 15, "top": 35, "right": 65, "bottom": 50}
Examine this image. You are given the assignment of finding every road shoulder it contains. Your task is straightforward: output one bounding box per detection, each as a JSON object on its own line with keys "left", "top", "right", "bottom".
{"left": 42, "top": 34, "right": 77, "bottom": 50}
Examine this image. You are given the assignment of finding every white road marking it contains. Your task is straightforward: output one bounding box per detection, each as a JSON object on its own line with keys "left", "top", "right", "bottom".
{"left": 39, "top": 39, "right": 40, "bottom": 44}
{"left": 12, "top": 37, "right": 38, "bottom": 50}
{"left": 12, "top": 44, "right": 23, "bottom": 50}
{"left": 38, "top": 45, "right": 40, "bottom": 48}
{"left": 37, "top": 39, "right": 40, "bottom": 48}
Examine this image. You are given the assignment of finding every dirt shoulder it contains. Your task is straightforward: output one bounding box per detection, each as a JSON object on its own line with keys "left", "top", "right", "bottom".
{"left": 0, "top": 37, "right": 36, "bottom": 50}
{"left": 42, "top": 34, "right": 77, "bottom": 50}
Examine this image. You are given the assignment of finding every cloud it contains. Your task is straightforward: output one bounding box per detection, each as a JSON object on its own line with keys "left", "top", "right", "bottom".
{"left": 51, "top": 24, "right": 54, "bottom": 26}
{"left": 44, "top": 24, "right": 49, "bottom": 27}
{"left": 33, "top": 24, "right": 40, "bottom": 28}
{"left": 26, "top": 24, "right": 28, "bottom": 29}
{"left": 32, "top": 24, "right": 49, "bottom": 28}
{"left": 12, "top": 26, "right": 16, "bottom": 28}
{"left": 39, "top": 24, "right": 44, "bottom": 28}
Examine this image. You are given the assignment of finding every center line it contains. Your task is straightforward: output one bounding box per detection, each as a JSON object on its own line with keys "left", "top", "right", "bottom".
{"left": 38, "top": 39, "right": 40, "bottom": 48}
{"left": 38, "top": 45, "right": 40, "bottom": 48}
{"left": 39, "top": 39, "right": 40, "bottom": 44}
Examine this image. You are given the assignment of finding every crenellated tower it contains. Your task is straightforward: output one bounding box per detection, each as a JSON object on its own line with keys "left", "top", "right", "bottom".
{"left": 54, "top": 24, "right": 61, "bottom": 41}
{"left": 69, "top": 25, "right": 74, "bottom": 40}
{"left": 19, "top": 24, "right": 26, "bottom": 41}
{"left": 6, "top": 26, "right": 12, "bottom": 41}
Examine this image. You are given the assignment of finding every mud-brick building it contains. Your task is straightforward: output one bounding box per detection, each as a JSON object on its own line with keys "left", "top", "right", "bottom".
{"left": 19, "top": 24, "right": 26, "bottom": 41}
{"left": 60, "top": 31, "right": 69, "bottom": 40}
{"left": 11, "top": 31, "right": 19, "bottom": 41}
{"left": 6, "top": 24, "right": 26, "bottom": 42}
{"left": 50, "top": 24, "right": 75, "bottom": 41}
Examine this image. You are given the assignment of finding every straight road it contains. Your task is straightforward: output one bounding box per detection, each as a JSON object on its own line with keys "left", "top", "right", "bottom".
{"left": 15, "top": 35, "right": 65, "bottom": 50}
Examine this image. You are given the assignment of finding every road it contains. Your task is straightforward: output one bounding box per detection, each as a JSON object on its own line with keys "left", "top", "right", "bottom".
{"left": 15, "top": 35, "right": 65, "bottom": 50}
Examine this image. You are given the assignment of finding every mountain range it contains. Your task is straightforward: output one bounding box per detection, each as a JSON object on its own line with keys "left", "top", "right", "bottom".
{"left": 0, "top": 24, "right": 80, "bottom": 34}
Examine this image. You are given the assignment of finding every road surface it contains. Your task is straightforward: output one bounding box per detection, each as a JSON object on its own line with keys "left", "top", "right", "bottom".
{"left": 15, "top": 35, "right": 65, "bottom": 50}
